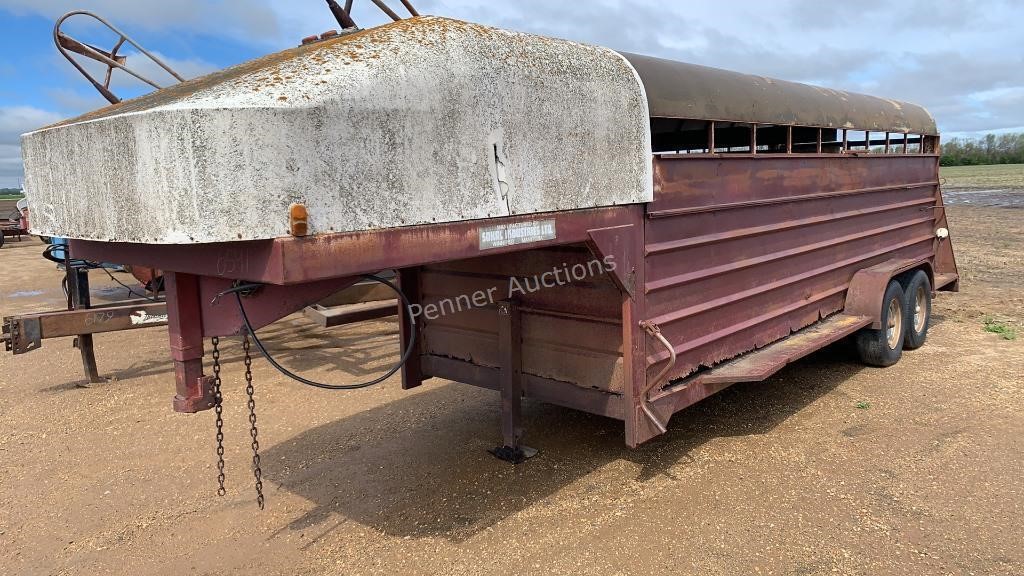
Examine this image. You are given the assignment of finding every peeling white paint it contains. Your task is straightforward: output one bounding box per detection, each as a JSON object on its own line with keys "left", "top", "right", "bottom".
{"left": 22, "top": 17, "right": 652, "bottom": 244}
{"left": 130, "top": 310, "right": 168, "bottom": 325}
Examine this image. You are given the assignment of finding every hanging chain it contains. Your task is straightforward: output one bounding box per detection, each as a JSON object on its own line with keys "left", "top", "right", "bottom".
{"left": 211, "top": 336, "right": 226, "bottom": 497}
{"left": 208, "top": 334, "right": 264, "bottom": 509}
{"left": 243, "top": 334, "right": 265, "bottom": 510}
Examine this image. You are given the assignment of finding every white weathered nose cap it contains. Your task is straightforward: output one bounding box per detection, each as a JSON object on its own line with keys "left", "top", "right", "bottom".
{"left": 21, "top": 16, "right": 652, "bottom": 244}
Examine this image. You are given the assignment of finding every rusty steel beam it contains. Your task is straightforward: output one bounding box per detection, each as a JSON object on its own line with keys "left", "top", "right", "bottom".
{"left": 421, "top": 355, "right": 625, "bottom": 420}
{"left": 2, "top": 301, "right": 167, "bottom": 354}
{"left": 369, "top": 0, "right": 402, "bottom": 21}
{"left": 54, "top": 11, "right": 185, "bottom": 104}
{"left": 69, "top": 207, "right": 636, "bottom": 286}
{"left": 318, "top": 279, "right": 395, "bottom": 307}
{"left": 399, "top": 0, "right": 420, "bottom": 16}
{"left": 303, "top": 300, "right": 396, "bottom": 327}
{"left": 327, "top": 0, "right": 357, "bottom": 29}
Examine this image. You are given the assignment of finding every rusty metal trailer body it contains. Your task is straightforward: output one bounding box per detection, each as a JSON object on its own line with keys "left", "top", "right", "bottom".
{"left": 21, "top": 16, "right": 958, "bottom": 452}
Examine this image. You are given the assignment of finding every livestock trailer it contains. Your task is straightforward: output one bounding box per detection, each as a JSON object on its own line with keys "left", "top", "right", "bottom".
{"left": 21, "top": 16, "right": 958, "bottom": 471}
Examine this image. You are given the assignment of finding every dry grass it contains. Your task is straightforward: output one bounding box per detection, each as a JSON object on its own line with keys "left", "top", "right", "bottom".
{"left": 941, "top": 163, "right": 1024, "bottom": 189}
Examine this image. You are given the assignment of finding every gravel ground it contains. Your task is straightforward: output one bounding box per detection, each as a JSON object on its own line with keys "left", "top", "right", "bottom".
{"left": 0, "top": 205, "right": 1021, "bottom": 576}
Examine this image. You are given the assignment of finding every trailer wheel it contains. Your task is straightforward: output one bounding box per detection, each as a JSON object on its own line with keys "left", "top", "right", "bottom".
{"left": 855, "top": 280, "right": 905, "bottom": 367}
{"left": 902, "top": 270, "right": 931, "bottom": 350}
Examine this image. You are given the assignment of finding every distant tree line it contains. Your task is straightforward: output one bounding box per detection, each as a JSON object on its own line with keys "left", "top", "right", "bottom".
{"left": 0, "top": 188, "right": 24, "bottom": 196}
{"left": 940, "top": 132, "right": 1024, "bottom": 166}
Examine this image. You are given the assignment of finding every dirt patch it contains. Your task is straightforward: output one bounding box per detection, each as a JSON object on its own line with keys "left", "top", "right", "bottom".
{"left": 943, "top": 188, "right": 1024, "bottom": 208}
{"left": 1, "top": 207, "right": 1021, "bottom": 575}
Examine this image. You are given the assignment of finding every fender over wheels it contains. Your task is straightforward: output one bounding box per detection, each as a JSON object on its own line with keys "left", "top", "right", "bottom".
{"left": 855, "top": 280, "right": 906, "bottom": 367}
{"left": 902, "top": 270, "right": 932, "bottom": 350}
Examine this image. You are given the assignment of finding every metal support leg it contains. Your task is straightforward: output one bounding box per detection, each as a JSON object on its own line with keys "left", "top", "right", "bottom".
{"left": 398, "top": 267, "right": 424, "bottom": 390}
{"left": 165, "top": 272, "right": 214, "bottom": 413}
{"left": 489, "top": 299, "right": 537, "bottom": 464}
{"left": 67, "top": 266, "right": 102, "bottom": 383}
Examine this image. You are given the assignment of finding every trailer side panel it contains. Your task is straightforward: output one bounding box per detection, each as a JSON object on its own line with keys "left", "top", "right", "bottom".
{"left": 644, "top": 154, "right": 942, "bottom": 383}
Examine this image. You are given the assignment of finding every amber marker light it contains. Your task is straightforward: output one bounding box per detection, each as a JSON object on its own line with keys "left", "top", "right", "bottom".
{"left": 289, "top": 202, "right": 309, "bottom": 237}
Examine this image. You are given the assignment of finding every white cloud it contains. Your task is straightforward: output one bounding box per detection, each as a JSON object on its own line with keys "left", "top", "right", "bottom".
{"left": 0, "top": 106, "right": 63, "bottom": 144}
{"left": 0, "top": 106, "right": 64, "bottom": 187}
{"left": 0, "top": 0, "right": 279, "bottom": 42}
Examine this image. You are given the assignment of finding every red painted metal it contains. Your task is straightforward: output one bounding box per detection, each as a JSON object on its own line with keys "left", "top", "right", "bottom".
{"left": 585, "top": 224, "right": 639, "bottom": 297}
{"left": 197, "top": 275, "right": 358, "bottom": 337}
{"left": 643, "top": 154, "right": 945, "bottom": 387}
{"left": 417, "top": 245, "right": 624, "bottom": 394}
{"left": 71, "top": 151, "right": 957, "bottom": 445}
{"left": 844, "top": 259, "right": 930, "bottom": 329}
{"left": 68, "top": 207, "right": 635, "bottom": 285}
{"left": 165, "top": 272, "right": 212, "bottom": 413}
{"left": 398, "top": 267, "right": 424, "bottom": 390}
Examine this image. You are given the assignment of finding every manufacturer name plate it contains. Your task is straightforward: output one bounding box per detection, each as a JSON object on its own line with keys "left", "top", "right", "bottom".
{"left": 479, "top": 219, "right": 556, "bottom": 250}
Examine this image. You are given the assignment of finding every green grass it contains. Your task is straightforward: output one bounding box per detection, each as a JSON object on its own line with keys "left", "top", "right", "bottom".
{"left": 983, "top": 316, "right": 1017, "bottom": 340}
{"left": 855, "top": 401, "right": 871, "bottom": 410}
{"left": 940, "top": 164, "right": 1024, "bottom": 189}
{"left": 0, "top": 193, "right": 24, "bottom": 200}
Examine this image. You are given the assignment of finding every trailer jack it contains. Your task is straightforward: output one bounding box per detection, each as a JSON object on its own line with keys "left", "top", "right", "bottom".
{"left": 488, "top": 299, "right": 538, "bottom": 464}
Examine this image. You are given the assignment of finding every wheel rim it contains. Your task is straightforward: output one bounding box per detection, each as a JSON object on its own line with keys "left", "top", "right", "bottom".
{"left": 886, "top": 297, "right": 902, "bottom": 349}
{"left": 914, "top": 285, "right": 927, "bottom": 333}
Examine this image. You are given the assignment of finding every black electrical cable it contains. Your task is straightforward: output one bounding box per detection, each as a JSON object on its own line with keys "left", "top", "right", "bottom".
{"left": 97, "top": 265, "right": 161, "bottom": 302}
{"left": 43, "top": 243, "right": 85, "bottom": 266}
{"left": 231, "top": 274, "right": 417, "bottom": 390}
{"left": 43, "top": 243, "right": 162, "bottom": 302}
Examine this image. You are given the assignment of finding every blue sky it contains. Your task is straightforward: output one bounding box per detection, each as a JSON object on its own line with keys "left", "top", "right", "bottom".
{"left": 1, "top": 0, "right": 1023, "bottom": 187}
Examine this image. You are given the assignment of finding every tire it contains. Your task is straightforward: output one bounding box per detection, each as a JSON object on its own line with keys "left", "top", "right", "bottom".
{"left": 855, "top": 280, "right": 906, "bottom": 367}
{"left": 902, "top": 270, "right": 931, "bottom": 350}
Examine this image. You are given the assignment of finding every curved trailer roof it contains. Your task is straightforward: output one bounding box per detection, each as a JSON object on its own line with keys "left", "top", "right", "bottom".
{"left": 623, "top": 52, "right": 938, "bottom": 135}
